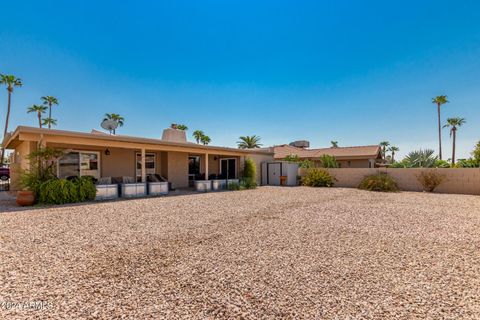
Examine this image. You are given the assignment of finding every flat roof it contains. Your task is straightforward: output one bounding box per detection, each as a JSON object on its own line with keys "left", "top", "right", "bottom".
{"left": 3, "top": 126, "right": 273, "bottom": 155}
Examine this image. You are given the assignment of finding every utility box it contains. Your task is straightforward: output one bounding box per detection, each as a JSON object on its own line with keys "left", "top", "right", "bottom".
{"left": 261, "top": 162, "right": 298, "bottom": 186}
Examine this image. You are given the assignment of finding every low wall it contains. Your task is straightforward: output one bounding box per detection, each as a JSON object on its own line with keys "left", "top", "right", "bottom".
{"left": 299, "top": 168, "right": 480, "bottom": 195}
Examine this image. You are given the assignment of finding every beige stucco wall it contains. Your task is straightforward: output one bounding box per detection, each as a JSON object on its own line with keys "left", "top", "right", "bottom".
{"left": 299, "top": 168, "right": 480, "bottom": 195}
{"left": 243, "top": 153, "right": 275, "bottom": 184}
{"left": 167, "top": 151, "right": 189, "bottom": 188}
{"left": 9, "top": 141, "right": 38, "bottom": 190}
{"left": 101, "top": 148, "right": 136, "bottom": 178}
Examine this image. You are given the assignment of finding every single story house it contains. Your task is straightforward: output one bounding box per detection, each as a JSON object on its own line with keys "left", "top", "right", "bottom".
{"left": 266, "top": 143, "right": 383, "bottom": 168}
{"left": 3, "top": 126, "right": 274, "bottom": 191}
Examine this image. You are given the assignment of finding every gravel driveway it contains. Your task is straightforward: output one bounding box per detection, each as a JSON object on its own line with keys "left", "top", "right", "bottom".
{"left": 1, "top": 187, "right": 480, "bottom": 319}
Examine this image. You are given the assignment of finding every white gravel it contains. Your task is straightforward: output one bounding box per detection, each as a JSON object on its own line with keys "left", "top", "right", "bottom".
{"left": 1, "top": 187, "right": 480, "bottom": 319}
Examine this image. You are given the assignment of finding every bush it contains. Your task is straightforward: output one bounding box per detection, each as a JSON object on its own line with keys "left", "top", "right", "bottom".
{"left": 241, "top": 178, "right": 257, "bottom": 189}
{"left": 416, "top": 171, "right": 445, "bottom": 192}
{"left": 456, "top": 158, "right": 480, "bottom": 168}
{"left": 227, "top": 182, "right": 241, "bottom": 191}
{"left": 319, "top": 155, "right": 338, "bottom": 168}
{"left": 358, "top": 173, "right": 399, "bottom": 192}
{"left": 38, "top": 176, "right": 96, "bottom": 205}
{"left": 301, "top": 168, "right": 335, "bottom": 187}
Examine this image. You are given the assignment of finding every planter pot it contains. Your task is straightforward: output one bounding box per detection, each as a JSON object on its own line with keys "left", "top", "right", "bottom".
{"left": 211, "top": 179, "right": 227, "bottom": 191}
{"left": 16, "top": 191, "right": 35, "bottom": 206}
{"left": 95, "top": 184, "right": 119, "bottom": 201}
{"left": 121, "top": 183, "right": 146, "bottom": 198}
{"left": 148, "top": 182, "right": 169, "bottom": 196}
{"left": 194, "top": 180, "right": 212, "bottom": 192}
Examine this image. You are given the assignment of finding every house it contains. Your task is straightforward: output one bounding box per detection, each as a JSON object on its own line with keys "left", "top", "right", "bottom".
{"left": 2, "top": 126, "right": 274, "bottom": 191}
{"left": 266, "top": 141, "right": 382, "bottom": 168}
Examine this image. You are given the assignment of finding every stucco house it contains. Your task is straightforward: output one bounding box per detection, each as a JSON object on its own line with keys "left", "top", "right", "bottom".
{"left": 266, "top": 142, "right": 382, "bottom": 168}
{"left": 3, "top": 126, "right": 273, "bottom": 191}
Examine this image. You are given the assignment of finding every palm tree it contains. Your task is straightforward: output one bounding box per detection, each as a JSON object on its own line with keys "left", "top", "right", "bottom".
{"left": 237, "top": 135, "right": 262, "bottom": 149}
{"left": 200, "top": 135, "right": 211, "bottom": 145}
{"left": 103, "top": 113, "right": 124, "bottom": 134}
{"left": 176, "top": 124, "right": 188, "bottom": 131}
{"left": 432, "top": 95, "right": 449, "bottom": 160}
{"left": 192, "top": 130, "right": 204, "bottom": 144}
{"left": 27, "top": 104, "right": 48, "bottom": 128}
{"left": 331, "top": 141, "right": 339, "bottom": 148}
{"left": 379, "top": 141, "right": 390, "bottom": 159}
{"left": 443, "top": 117, "right": 466, "bottom": 165}
{"left": 41, "top": 96, "right": 59, "bottom": 129}
{"left": 0, "top": 74, "right": 22, "bottom": 165}
{"left": 42, "top": 117, "right": 57, "bottom": 128}
{"left": 388, "top": 146, "right": 399, "bottom": 163}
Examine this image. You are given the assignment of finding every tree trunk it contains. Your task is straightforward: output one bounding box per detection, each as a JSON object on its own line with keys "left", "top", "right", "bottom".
{"left": 452, "top": 128, "right": 456, "bottom": 165}
{"left": 38, "top": 112, "right": 42, "bottom": 128}
{"left": 437, "top": 104, "right": 442, "bottom": 160}
{"left": 392, "top": 151, "right": 395, "bottom": 163}
{"left": 1, "top": 90, "right": 12, "bottom": 165}
{"left": 48, "top": 103, "right": 52, "bottom": 129}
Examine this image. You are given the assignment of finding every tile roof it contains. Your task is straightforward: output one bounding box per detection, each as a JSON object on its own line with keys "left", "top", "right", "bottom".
{"left": 271, "top": 144, "right": 381, "bottom": 160}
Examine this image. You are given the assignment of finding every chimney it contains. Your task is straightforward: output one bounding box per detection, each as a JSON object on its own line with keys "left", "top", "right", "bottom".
{"left": 161, "top": 126, "right": 187, "bottom": 143}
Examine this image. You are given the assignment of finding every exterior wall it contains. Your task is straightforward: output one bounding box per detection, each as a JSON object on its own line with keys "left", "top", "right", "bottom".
{"left": 243, "top": 153, "right": 275, "bottom": 185}
{"left": 9, "top": 141, "right": 37, "bottom": 191}
{"left": 167, "top": 151, "right": 189, "bottom": 188}
{"left": 101, "top": 148, "right": 136, "bottom": 178}
{"left": 337, "top": 159, "right": 372, "bottom": 168}
{"left": 299, "top": 168, "right": 480, "bottom": 195}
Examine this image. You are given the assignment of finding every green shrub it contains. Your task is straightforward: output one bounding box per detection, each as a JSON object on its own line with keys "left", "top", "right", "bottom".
{"left": 416, "top": 171, "right": 445, "bottom": 192}
{"left": 456, "top": 158, "right": 480, "bottom": 168}
{"left": 241, "top": 178, "right": 257, "bottom": 189}
{"left": 243, "top": 158, "right": 256, "bottom": 180}
{"left": 319, "top": 155, "right": 338, "bottom": 168}
{"left": 358, "top": 173, "right": 399, "bottom": 192}
{"left": 301, "top": 168, "right": 335, "bottom": 187}
{"left": 38, "top": 176, "right": 96, "bottom": 205}
{"left": 227, "top": 182, "right": 241, "bottom": 191}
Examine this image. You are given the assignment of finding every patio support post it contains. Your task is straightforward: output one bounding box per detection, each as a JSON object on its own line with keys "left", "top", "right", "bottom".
{"left": 141, "top": 148, "right": 146, "bottom": 182}
{"left": 205, "top": 153, "right": 209, "bottom": 180}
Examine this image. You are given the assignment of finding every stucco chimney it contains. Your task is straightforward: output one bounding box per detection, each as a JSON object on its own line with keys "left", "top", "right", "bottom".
{"left": 161, "top": 127, "right": 187, "bottom": 143}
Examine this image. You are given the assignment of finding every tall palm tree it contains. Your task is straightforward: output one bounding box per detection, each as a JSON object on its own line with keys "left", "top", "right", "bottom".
{"left": 42, "top": 117, "right": 57, "bottom": 128}
{"left": 176, "top": 124, "right": 188, "bottom": 131}
{"left": 443, "top": 117, "right": 466, "bottom": 165}
{"left": 388, "top": 146, "right": 399, "bottom": 163}
{"left": 237, "top": 135, "right": 262, "bottom": 149}
{"left": 27, "top": 104, "right": 48, "bottom": 128}
{"left": 41, "top": 96, "right": 59, "bottom": 129}
{"left": 432, "top": 95, "right": 449, "bottom": 160}
{"left": 0, "top": 74, "right": 22, "bottom": 165}
{"left": 379, "top": 141, "right": 390, "bottom": 159}
{"left": 192, "top": 130, "right": 204, "bottom": 144}
{"left": 103, "top": 113, "right": 124, "bottom": 134}
{"left": 331, "top": 141, "right": 339, "bottom": 148}
{"left": 200, "top": 135, "right": 211, "bottom": 145}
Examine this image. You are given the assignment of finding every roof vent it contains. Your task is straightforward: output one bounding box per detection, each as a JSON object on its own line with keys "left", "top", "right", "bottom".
{"left": 161, "top": 127, "right": 187, "bottom": 143}
{"left": 289, "top": 140, "right": 310, "bottom": 148}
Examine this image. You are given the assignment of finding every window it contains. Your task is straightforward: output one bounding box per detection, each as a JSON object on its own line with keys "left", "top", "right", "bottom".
{"left": 189, "top": 156, "right": 200, "bottom": 175}
{"left": 58, "top": 151, "right": 100, "bottom": 179}
{"left": 136, "top": 153, "right": 156, "bottom": 181}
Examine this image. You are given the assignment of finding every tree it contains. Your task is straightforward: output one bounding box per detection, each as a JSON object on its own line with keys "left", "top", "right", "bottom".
{"left": 41, "top": 96, "right": 59, "bottom": 129}
{"left": 331, "top": 141, "right": 339, "bottom": 148}
{"left": 443, "top": 117, "right": 466, "bottom": 165}
{"left": 432, "top": 95, "right": 449, "bottom": 160}
{"left": 27, "top": 104, "right": 48, "bottom": 128}
{"left": 200, "top": 135, "right": 211, "bottom": 145}
{"left": 192, "top": 130, "right": 204, "bottom": 144}
{"left": 103, "top": 113, "right": 124, "bottom": 134}
{"left": 237, "top": 135, "right": 262, "bottom": 149}
{"left": 176, "top": 124, "right": 188, "bottom": 130}
{"left": 388, "top": 146, "right": 399, "bottom": 163}
{"left": 42, "top": 118, "right": 57, "bottom": 128}
{"left": 379, "top": 141, "right": 390, "bottom": 158}
{"left": 0, "top": 74, "right": 22, "bottom": 165}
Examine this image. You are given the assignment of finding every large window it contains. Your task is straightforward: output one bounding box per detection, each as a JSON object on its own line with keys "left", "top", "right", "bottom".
{"left": 136, "top": 153, "right": 156, "bottom": 182}
{"left": 220, "top": 158, "right": 237, "bottom": 179}
{"left": 58, "top": 151, "right": 100, "bottom": 179}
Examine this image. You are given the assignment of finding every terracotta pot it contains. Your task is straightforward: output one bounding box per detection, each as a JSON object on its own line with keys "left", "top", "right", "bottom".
{"left": 16, "top": 191, "right": 35, "bottom": 206}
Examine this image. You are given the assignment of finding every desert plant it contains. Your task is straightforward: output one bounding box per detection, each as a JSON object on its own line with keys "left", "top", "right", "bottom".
{"left": 302, "top": 168, "right": 335, "bottom": 187}
{"left": 37, "top": 176, "right": 96, "bottom": 204}
{"left": 243, "top": 158, "right": 256, "bottom": 180}
{"left": 388, "top": 146, "right": 399, "bottom": 163}
{"left": 416, "top": 171, "right": 445, "bottom": 192}
{"left": 192, "top": 130, "right": 204, "bottom": 144}
{"left": 443, "top": 117, "right": 466, "bottom": 165}
{"left": 432, "top": 95, "right": 449, "bottom": 159}
{"left": 284, "top": 154, "right": 312, "bottom": 168}
{"left": 200, "top": 135, "right": 211, "bottom": 145}
{"left": 456, "top": 158, "right": 480, "bottom": 168}
{"left": 331, "top": 141, "right": 339, "bottom": 148}
{"left": 319, "top": 154, "right": 338, "bottom": 168}
{"left": 237, "top": 135, "right": 262, "bottom": 149}
{"left": 358, "top": 173, "right": 399, "bottom": 192}
{"left": 227, "top": 182, "right": 241, "bottom": 191}
{"left": 42, "top": 117, "right": 57, "bottom": 128}
{"left": 379, "top": 141, "right": 390, "bottom": 158}
{"left": 176, "top": 124, "right": 188, "bottom": 130}
{"left": 404, "top": 149, "right": 438, "bottom": 168}
{"left": 27, "top": 104, "right": 48, "bottom": 128}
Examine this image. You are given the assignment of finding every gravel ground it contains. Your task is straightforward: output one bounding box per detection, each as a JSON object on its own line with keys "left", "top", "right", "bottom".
{"left": 1, "top": 186, "right": 480, "bottom": 319}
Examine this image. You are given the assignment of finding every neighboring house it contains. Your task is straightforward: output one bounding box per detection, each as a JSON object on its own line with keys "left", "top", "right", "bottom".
{"left": 265, "top": 141, "right": 382, "bottom": 168}
{"left": 2, "top": 126, "right": 273, "bottom": 191}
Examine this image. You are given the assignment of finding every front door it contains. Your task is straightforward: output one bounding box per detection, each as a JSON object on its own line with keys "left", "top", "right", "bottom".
{"left": 220, "top": 158, "right": 237, "bottom": 179}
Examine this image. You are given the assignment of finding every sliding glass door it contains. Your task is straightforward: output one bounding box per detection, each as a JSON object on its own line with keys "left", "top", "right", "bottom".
{"left": 220, "top": 158, "right": 237, "bottom": 179}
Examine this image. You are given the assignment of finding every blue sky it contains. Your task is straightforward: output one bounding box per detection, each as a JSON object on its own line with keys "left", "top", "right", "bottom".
{"left": 1, "top": 0, "right": 479, "bottom": 159}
